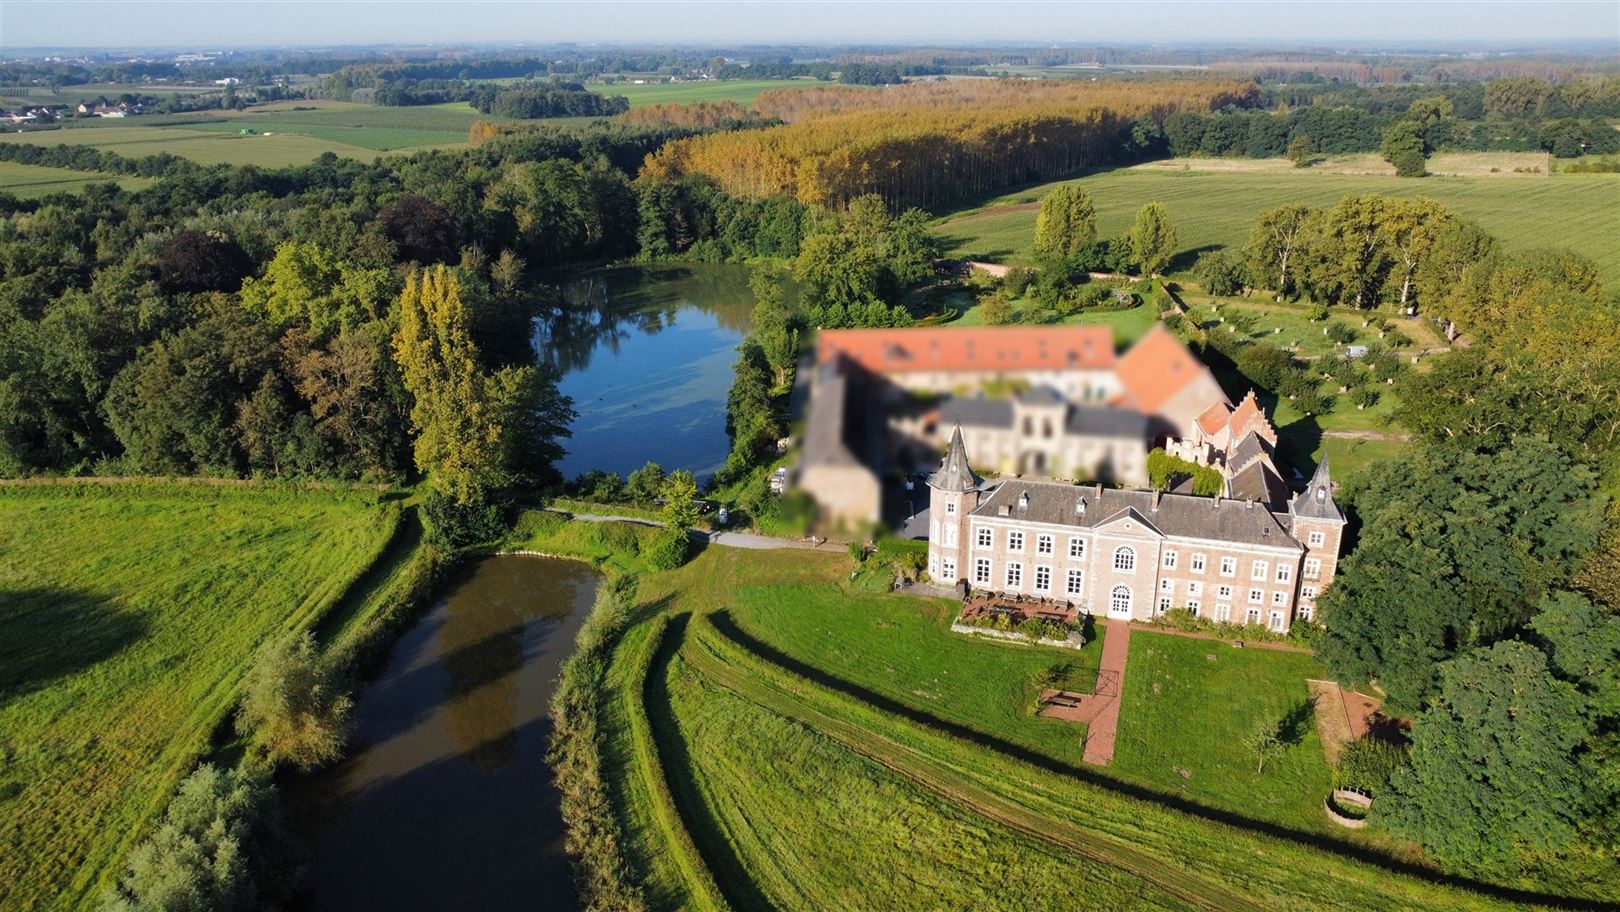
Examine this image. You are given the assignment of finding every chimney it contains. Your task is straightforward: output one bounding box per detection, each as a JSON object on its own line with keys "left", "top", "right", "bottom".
{"left": 1151, "top": 490, "right": 1161, "bottom": 511}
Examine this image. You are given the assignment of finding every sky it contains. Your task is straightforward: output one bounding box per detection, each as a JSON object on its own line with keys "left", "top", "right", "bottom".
{"left": 1, "top": 1, "right": 1616, "bottom": 51}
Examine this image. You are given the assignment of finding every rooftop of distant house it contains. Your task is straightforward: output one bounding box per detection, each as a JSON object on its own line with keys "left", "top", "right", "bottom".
{"left": 817, "top": 325, "right": 1117, "bottom": 375}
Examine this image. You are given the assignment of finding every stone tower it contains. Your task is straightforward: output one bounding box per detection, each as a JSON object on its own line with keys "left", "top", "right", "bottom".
{"left": 927, "top": 424, "right": 980, "bottom": 586}
{"left": 1288, "top": 455, "right": 1347, "bottom": 622}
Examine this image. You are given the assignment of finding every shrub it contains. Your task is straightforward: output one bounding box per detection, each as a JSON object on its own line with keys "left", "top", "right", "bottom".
{"left": 1351, "top": 386, "right": 1381, "bottom": 409}
{"left": 1003, "top": 265, "right": 1035, "bottom": 296}
{"left": 1392, "top": 148, "right": 1427, "bottom": 177}
{"left": 1325, "top": 321, "right": 1358, "bottom": 344}
{"left": 100, "top": 765, "right": 297, "bottom": 912}
{"left": 1146, "top": 448, "right": 1224, "bottom": 496}
{"left": 1335, "top": 737, "right": 1409, "bottom": 796}
{"left": 978, "top": 290, "right": 1016, "bottom": 325}
{"left": 235, "top": 632, "right": 354, "bottom": 772}
{"left": 422, "top": 488, "right": 506, "bottom": 550}
{"left": 1194, "top": 248, "right": 1247, "bottom": 297}
{"left": 1305, "top": 302, "right": 1329, "bottom": 321}
{"left": 643, "top": 527, "right": 690, "bottom": 571}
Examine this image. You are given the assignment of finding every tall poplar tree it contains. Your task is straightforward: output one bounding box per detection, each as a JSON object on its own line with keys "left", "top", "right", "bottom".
{"left": 1033, "top": 185, "right": 1097, "bottom": 264}
{"left": 1128, "top": 202, "right": 1177, "bottom": 277}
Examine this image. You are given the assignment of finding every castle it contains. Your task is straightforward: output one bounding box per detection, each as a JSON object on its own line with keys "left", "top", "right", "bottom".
{"left": 925, "top": 426, "right": 1344, "bottom": 633}
{"left": 799, "top": 324, "right": 1235, "bottom": 527}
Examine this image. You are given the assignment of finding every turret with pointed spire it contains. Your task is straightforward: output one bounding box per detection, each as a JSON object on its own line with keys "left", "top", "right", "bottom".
{"left": 925, "top": 424, "right": 980, "bottom": 588}
{"left": 1291, "top": 455, "right": 1342, "bottom": 522}
{"left": 929, "top": 424, "right": 980, "bottom": 493}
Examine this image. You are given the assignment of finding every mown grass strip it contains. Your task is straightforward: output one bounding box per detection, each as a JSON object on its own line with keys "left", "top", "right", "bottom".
{"left": 623, "top": 614, "right": 733, "bottom": 912}
{"left": 683, "top": 613, "right": 1586, "bottom": 912}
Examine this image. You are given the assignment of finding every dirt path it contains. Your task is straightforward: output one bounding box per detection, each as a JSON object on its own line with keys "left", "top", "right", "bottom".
{"left": 1308, "top": 680, "right": 1355, "bottom": 765}
{"left": 1321, "top": 429, "right": 1412, "bottom": 443}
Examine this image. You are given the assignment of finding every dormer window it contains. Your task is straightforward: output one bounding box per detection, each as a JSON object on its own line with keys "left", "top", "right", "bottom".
{"left": 1017, "top": 491, "right": 1029, "bottom": 511}
{"left": 1315, "top": 486, "right": 1326, "bottom": 503}
{"left": 1075, "top": 498, "right": 1087, "bottom": 518}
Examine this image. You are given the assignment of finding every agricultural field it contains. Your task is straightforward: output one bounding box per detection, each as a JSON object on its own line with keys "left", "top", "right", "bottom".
{"left": 601, "top": 545, "right": 1581, "bottom": 911}
{"left": 0, "top": 160, "right": 151, "bottom": 197}
{"left": 0, "top": 482, "right": 404, "bottom": 911}
{"left": 935, "top": 158, "right": 1620, "bottom": 287}
{"left": 0, "top": 101, "right": 487, "bottom": 166}
{"left": 0, "top": 82, "right": 224, "bottom": 106}
{"left": 589, "top": 77, "right": 821, "bottom": 108}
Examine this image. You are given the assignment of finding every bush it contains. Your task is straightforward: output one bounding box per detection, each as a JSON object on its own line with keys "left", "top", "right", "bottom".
{"left": 1335, "top": 737, "right": 1409, "bottom": 796}
{"left": 422, "top": 488, "right": 507, "bottom": 550}
{"left": 1003, "top": 265, "right": 1035, "bottom": 296}
{"left": 235, "top": 632, "right": 354, "bottom": 771}
{"left": 1392, "top": 148, "right": 1427, "bottom": 177}
{"left": 1351, "top": 386, "right": 1381, "bottom": 409}
{"left": 100, "top": 765, "right": 297, "bottom": 912}
{"left": 1325, "top": 321, "right": 1358, "bottom": 344}
{"left": 978, "top": 290, "right": 1016, "bottom": 325}
{"left": 1146, "top": 448, "right": 1224, "bottom": 496}
{"left": 1305, "top": 302, "right": 1329, "bottom": 321}
{"left": 1194, "top": 248, "right": 1247, "bottom": 297}
{"left": 643, "top": 527, "right": 690, "bottom": 571}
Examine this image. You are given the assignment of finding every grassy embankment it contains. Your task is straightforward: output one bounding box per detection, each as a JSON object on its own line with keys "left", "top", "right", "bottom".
{"left": 0, "top": 482, "right": 415, "bottom": 911}
{"left": 934, "top": 157, "right": 1620, "bottom": 288}
{"left": 0, "top": 160, "right": 152, "bottom": 197}
{"left": 588, "top": 544, "right": 1596, "bottom": 910}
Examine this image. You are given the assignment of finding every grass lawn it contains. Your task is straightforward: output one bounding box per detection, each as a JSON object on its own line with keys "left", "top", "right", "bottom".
{"left": 656, "top": 647, "right": 1189, "bottom": 912}
{"left": 934, "top": 160, "right": 1620, "bottom": 287}
{"left": 589, "top": 542, "right": 1601, "bottom": 909}
{"left": 589, "top": 78, "right": 822, "bottom": 109}
{"left": 0, "top": 160, "right": 151, "bottom": 197}
{"left": 724, "top": 582, "right": 1105, "bottom": 763}
{"left": 1112, "top": 631, "right": 1335, "bottom": 833}
{"left": 0, "top": 483, "right": 402, "bottom": 911}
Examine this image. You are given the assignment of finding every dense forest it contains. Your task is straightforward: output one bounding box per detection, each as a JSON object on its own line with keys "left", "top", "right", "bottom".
{"left": 643, "top": 80, "right": 1259, "bottom": 208}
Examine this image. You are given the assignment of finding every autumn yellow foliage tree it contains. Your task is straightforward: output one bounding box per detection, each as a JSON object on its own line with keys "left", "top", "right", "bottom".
{"left": 642, "top": 79, "right": 1254, "bottom": 210}
{"left": 392, "top": 265, "right": 509, "bottom": 504}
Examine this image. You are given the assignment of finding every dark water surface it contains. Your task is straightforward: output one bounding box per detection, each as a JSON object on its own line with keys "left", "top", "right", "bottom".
{"left": 536, "top": 263, "right": 757, "bottom": 481}
{"left": 291, "top": 556, "right": 599, "bottom": 912}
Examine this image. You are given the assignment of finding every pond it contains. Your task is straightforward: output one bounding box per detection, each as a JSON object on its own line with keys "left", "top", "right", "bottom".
{"left": 536, "top": 263, "right": 762, "bottom": 482}
{"left": 290, "top": 556, "right": 599, "bottom": 912}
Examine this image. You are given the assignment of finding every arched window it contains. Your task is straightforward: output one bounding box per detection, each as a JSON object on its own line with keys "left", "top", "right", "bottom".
{"left": 1111, "top": 585, "right": 1132, "bottom": 615}
{"left": 1113, "top": 546, "right": 1136, "bottom": 572}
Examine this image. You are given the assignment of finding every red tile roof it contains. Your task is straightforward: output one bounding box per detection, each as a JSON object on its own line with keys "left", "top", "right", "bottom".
{"left": 1114, "top": 324, "right": 1216, "bottom": 414}
{"left": 1196, "top": 401, "right": 1232, "bottom": 436}
{"left": 817, "top": 326, "right": 1116, "bottom": 375}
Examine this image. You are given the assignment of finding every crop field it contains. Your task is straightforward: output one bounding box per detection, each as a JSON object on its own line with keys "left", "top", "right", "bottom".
{"left": 0, "top": 82, "right": 223, "bottom": 106}
{"left": 935, "top": 160, "right": 1620, "bottom": 287}
{"left": 595, "top": 544, "right": 1592, "bottom": 911}
{"left": 0, "top": 160, "right": 151, "bottom": 197}
{"left": 0, "top": 101, "right": 486, "bottom": 166}
{"left": 0, "top": 483, "right": 402, "bottom": 911}
{"left": 589, "top": 77, "right": 821, "bottom": 108}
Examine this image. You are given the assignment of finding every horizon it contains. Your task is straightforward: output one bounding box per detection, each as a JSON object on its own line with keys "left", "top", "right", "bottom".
{"left": 2, "top": 1, "right": 1617, "bottom": 53}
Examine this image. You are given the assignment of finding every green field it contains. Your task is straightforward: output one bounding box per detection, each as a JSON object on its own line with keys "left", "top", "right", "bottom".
{"left": 0, "top": 101, "right": 489, "bottom": 167}
{"left": 1114, "top": 631, "right": 1335, "bottom": 832}
{"left": 594, "top": 545, "right": 1596, "bottom": 910}
{"left": 0, "top": 483, "right": 403, "bottom": 911}
{"left": 0, "top": 160, "right": 151, "bottom": 197}
{"left": 589, "top": 77, "right": 822, "bottom": 109}
{"left": 935, "top": 161, "right": 1620, "bottom": 287}
{"left": 0, "top": 82, "right": 225, "bottom": 106}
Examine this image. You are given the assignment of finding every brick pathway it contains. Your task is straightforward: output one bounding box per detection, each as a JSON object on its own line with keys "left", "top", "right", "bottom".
{"left": 1036, "top": 618, "right": 1131, "bottom": 766}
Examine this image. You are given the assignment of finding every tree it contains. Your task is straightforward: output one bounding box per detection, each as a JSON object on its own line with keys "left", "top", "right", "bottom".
{"left": 101, "top": 765, "right": 296, "bottom": 912}
{"left": 152, "top": 230, "right": 252, "bottom": 295}
{"left": 626, "top": 461, "right": 666, "bottom": 503}
{"left": 1246, "top": 204, "right": 1316, "bottom": 297}
{"left": 1033, "top": 185, "right": 1098, "bottom": 264}
{"left": 392, "top": 266, "right": 508, "bottom": 504}
{"left": 1128, "top": 202, "right": 1177, "bottom": 277}
{"left": 1304, "top": 195, "right": 1391, "bottom": 308}
{"left": 750, "top": 269, "right": 798, "bottom": 388}
{"left": 1244, "top": 714, "right": 1286, "bottom": 774}
{"left": 374, "top": 193, "right": 459, "bottom": 264}
{"left": 238, "top": 241, "right": 395, "bottom": 338}
{"left": 1386, "top": 641, "right": 1590, "bottom": 871}
{"left": 1316, "top": 438, "right": 1603, "bottom": 712}
{"left": 235, "top": 632, "right": 353, "bottom": 771}
{"left": 1378, "top": 198, "right": 1452, "bottom": 308}
{"left": 659, "top": 469, "right": 700, "bottom": 530}
{"left": 1194, "top": 248, "right": 1247, "bottom": 297}
{"left": 1286, "top": 134, "right": 1316, "bottom": 168}
{"left": 978, "top": 290, "right": 1015, "bottom": 325}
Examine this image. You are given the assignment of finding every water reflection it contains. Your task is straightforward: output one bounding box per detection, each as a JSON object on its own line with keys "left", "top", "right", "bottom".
{"left": 534, "top": 263, "right": 769, "bottom": 480}
{"left": 291, "top": 556, "right": 598, "bottom": 912}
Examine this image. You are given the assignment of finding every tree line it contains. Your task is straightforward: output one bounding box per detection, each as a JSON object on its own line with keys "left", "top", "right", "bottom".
{"left": 645, "top": 80, "right": 1256, "bottom": 210}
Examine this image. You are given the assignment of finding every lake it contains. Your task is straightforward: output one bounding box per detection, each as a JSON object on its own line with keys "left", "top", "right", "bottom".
{"left": 291, "top": 556, "right": 599, "bottom": 912}
{"left": 536, "top": 263, "right": 760, "bottom": 481}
